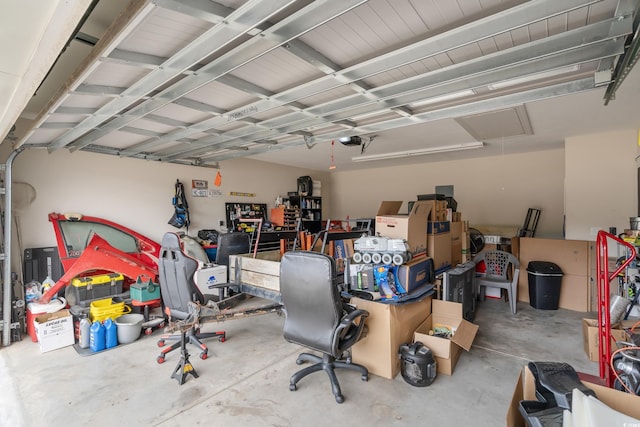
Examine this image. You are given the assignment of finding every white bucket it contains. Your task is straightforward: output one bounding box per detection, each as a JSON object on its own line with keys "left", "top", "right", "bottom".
{"left": 114, "top": 313, "right": 144, "bottom": 344}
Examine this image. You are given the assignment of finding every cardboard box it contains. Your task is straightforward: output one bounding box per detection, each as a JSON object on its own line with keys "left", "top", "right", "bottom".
{"left": 427, "top": 221, "right": 450, "bottom": 234}
{"left": 376, "top": 200, "right": 432, "bottom": 257}
{"left": 451, "top": 242, "right": 462, "bottom": 266}
{"left": 413, "top": 299, "right": 478, "bottom": 375}
{"left": 394, "top": 255, "right": 434, "bottom": 293}
{"left": 582, "top": 318, "right": 631, "bottom": 362}
{"left": 507, "top": 365, "right": 640, "bottom": 427}
{"left": 351, "top": 295, "right": 432, "bottom": 379}
{"left": 518, "top": 237, "right": 593, "bottom": 312}
{"left": 428, "top": 233, "right": 452, "bottom": 270}
{"left": 446, "top": 209, "right": 462, "bottom": 222}
{"left": 451, "top": 222, "right": 463, "bottom": 266}
{"left": 34, "top": 309, "right": 74, "bottom": 353}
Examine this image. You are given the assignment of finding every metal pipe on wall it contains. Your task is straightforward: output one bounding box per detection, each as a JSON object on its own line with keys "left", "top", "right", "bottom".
{"left": 3, "top": 149, "right": 23, "bottom": 347}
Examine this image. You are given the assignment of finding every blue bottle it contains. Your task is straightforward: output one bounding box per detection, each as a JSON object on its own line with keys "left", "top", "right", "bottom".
{"left": 104, "top": 318, "right": 118, "bottom": 349}
{"left": 90, "top": 320, "right": 106, "bottom": 352}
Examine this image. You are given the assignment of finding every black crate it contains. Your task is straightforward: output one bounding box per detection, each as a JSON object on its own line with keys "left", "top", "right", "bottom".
{"left": 23, "top": 247, "right": 63, "bottom": 283}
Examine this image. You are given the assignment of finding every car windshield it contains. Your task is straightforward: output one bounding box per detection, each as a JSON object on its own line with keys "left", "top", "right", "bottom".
{"left": 59, "top": 220, "right": 138, "bottom": 256}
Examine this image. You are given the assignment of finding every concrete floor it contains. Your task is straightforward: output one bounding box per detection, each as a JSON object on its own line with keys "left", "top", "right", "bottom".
{"left": 0, "top": 297, "right": 599, "bottom": 427}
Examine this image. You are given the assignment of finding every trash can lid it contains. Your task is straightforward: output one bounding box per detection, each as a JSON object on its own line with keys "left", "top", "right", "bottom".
{"left": 527, "top": 261, "right": 563, "bottom": 275}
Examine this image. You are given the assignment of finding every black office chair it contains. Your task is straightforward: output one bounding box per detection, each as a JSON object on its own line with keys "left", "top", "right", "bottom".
{"left": 156, "top": 232, "right": 225, "bottom": 364}
{"left": 279, "top": 250, "right": 369, "bottom": 403}
{"left": 215, "top": 232, "right": 251, "bottom": 267}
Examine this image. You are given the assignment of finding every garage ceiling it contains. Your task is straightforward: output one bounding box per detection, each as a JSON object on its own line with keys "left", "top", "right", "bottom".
{"left": 4, "top": 0, "right": 640, "bottom": 171}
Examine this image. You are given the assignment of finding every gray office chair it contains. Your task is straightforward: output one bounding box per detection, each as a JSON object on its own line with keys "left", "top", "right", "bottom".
{"left": 156, "top": 232, "right": 225, "bottom": 365}
{"left": 279, "top": 250, "right": 369, "bottom": 403}
{"left": 473, "top": 250, "right": 520, "bottom": 314}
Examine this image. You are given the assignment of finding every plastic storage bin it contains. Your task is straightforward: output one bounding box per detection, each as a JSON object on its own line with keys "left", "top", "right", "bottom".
{"left": 527, "top": 261, "right": 563, "bottom": 310}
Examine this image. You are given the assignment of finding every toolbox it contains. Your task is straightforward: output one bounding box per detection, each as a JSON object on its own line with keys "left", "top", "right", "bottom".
{"left": 67, "top": 273, "right": 124, "bottom": 306}
{"left": 130, "top": 277, "right": 161, "bottom": 302}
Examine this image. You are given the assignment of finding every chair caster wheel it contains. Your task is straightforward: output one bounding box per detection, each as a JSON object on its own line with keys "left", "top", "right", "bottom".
{"left": 361, "top": 374, "right": 369, "bottom": 382}
{"left": 144, "top": 328, "right": 152, "bottom": 335}
{"left": 219, "top": 336, "right": 225, "bottom": 342}
{"left": 335, "top": 395, "right": 344, "bottom": 404}
{"left": 156, "top": 355, "right": 165, "bottom": 364}
{"left": 289, "top": 384, "right": 297, "bottom": 391}
{"left": 200, "top": 352, "right": 208, "bottom": 360}
{"left": 157, "top": 340, "right": 165, "bottom": 347}
{"left": 296, "top": 359, "right": 304, "bottom": 365}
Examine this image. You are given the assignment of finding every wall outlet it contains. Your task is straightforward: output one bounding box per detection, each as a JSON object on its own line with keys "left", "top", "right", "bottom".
{"left": 219, "top": 220, "right": 224, "bottom": 227}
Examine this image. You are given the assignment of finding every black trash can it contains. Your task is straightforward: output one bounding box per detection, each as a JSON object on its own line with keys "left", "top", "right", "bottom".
{"left": 527, "top": 261, "right": 563, "bottom": 310}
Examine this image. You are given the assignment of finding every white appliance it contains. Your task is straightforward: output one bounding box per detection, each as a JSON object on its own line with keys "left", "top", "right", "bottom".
{"left": 194, "top": 265, "right": 228, "bottom": 297}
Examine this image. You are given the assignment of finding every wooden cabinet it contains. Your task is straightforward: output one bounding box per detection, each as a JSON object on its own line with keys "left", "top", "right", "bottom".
{"left": 270, "top": 206, "right": 299, "bottom": 230}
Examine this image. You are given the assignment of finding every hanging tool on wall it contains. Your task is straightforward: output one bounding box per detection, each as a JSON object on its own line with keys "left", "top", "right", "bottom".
{"left": 168, "top": 179, "right": 190, "bottom": 231}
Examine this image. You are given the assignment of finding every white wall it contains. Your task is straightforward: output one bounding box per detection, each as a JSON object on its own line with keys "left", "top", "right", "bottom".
{"left": 9, "top": 148, "right": 328, "bottom": 273}
{"left": 329, "top": 149, "right": 566, "bottom": 238}
{"left": 5, "top": 127, "right": 639, "bottom": 276}
{"left": 564, "top": 129, "right": 638, "bottom": 240}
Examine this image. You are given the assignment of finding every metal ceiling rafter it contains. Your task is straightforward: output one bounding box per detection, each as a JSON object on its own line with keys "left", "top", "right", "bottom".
{"left": 313, "top": 18, "right": 630, "bottom": 116}
{"left": 74, "top": 83, "right": 127, "bottom": 96}
{"left": 199, "top": 78, "right": 597, "bottom": 163}
{"left": 15, "top": 0, "right": 157, "bottom": 148}
{"left": 219, "top": 21, "right": 627, "bottom": 147}
{"left": 104, "top": 3, "right": 374, "bottom": 159}
{"left": 121, "top": 126, "right": 164, "bottom": 137}
{"left": 594, "top": 0, "right": 637, "bottom": 85}
{"left": 153, "top": 0, "right": 232, "bottom": 24}
{"left": 125, "top": 0, "right": 602, "bottom": 160}
{"left": 45, "top": 0, "right": 299, "bottom": 152}
{"left": 208, "top": 37, "right": 614, "bottom": 154}
{"left": 158, "top": 17, "right": 628, "bottom": 161}
{"left": 282, "top": 38, "right": 413, "bottom": 117}
{"left": 102, "top": 49, "right": 168, "bottom": 69}
{"left": 172, "top": 98, "right": 226, "bottom": 115}
{"left": 63, "top": 0, "right": 369, "bottom": 153}
{"left": 14, "top": 0, "right": 155, "bottom": 149}
{"left": 604, "top": 0, "right": 640, "bottom": 103}
{"left": 55, "top": 107, "right": 97, "bottom": 115}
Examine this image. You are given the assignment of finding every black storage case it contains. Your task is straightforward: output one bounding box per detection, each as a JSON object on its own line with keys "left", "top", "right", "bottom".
{"left": 23, "top": 247, "right": 64, "bottom": 283}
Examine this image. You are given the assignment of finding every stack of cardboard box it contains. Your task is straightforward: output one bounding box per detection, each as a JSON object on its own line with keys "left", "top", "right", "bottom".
{"left": 376, "top": 199, "right": 468, "bottom": 272}
{"left": 351, "top": 296, "right": 479, "bottom": 379}
{"left": 427, "top": 220, "right": 451, "bottom": 270}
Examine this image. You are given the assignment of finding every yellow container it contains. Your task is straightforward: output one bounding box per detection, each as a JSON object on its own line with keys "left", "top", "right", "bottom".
{"left": 90, "top": 297, "right": 131, "bottom": 322}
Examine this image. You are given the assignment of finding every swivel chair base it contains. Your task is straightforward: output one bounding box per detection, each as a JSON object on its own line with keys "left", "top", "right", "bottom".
{"left": 157, "top": 327, "right": 226, "bottom": 363}
{"left": 289, "top": 352, "right": 369, "bottom": 404}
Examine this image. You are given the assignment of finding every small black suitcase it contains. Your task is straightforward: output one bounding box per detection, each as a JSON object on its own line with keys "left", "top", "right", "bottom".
{"left": 297, "top": 176, "right": 313, "bottom": 196}
{"left": 23, "top": 247, "right": 64, "bottom": 283}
